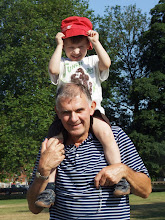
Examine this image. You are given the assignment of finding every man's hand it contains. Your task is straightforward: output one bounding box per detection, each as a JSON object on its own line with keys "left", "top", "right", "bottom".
{"left": 27, "top": 138, "right": 65, "bottom": 214}
{"left": 38, "top": 138, "right": 65, "bottom": 177}
{"left": 87, "top": 30, "right": 99, "bottom": 44}
{"left": 94, "top": 163, "right": 151, "bottom": 198}
{"left": 55, "top": 32, "right": 65, "bottom": 46}
{"left": 94, "top": 163, "right": 127, "bottom": 189}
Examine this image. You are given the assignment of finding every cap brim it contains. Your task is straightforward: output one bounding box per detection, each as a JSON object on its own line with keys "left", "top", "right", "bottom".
{"left": 62, "top": 28, "right": 93, "bottom": 50}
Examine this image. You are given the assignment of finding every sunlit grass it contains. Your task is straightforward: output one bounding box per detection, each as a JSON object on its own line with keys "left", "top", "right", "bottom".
{"left": 130, "top": 192, "right": 165, "bottom": 219}
{"left": 0, "top": 192, "right": 164, "bottom": 219}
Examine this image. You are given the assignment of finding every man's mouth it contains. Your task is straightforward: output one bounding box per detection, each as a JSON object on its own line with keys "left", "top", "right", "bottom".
{"left": 70, "top": 123, "right": 81, "bottom": 129}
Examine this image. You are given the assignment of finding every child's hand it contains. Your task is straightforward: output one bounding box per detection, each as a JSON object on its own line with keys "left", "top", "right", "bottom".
{"left": 87, "top": 30, "right": 99, "bottom": 44}
{"left": 55, "top": 32, "right": 65, "bottom": 46}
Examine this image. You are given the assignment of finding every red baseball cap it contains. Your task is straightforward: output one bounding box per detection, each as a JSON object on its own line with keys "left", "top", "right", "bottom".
{"left": 61, "top": 16, "right": 93, "bottom": 50}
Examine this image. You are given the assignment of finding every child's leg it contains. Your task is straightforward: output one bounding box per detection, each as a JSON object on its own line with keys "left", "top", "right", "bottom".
{"left": 92, "top": 116, "right": 121, "bottom": 164}
{"left": 92, "top": 116, "right": 130, "bottom": 197}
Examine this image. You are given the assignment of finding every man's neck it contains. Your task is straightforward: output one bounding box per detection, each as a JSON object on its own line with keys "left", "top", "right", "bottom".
{"left": 66, "top": 133, "right": 89, "bottom": 147}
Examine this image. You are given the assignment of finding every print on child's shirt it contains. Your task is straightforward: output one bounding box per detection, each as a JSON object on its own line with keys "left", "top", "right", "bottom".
{"left": 71, "top": 68, "right": 92, "bottom": 95}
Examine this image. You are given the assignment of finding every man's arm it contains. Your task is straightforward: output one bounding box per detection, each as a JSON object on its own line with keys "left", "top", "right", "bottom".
{"left": 87, "top": 30, "right": 111, "bottom": 72}
{"left": 27, "top": 138, "right": 65, "bottom": 214}
{"left": 27, "top": 175, "right": 50, "bottom": 214}
{"left": 94, "top": 163, "right": 152, "bottom": 198}
{"left": 48, "top": 32, "right": 64, "bottom": 75}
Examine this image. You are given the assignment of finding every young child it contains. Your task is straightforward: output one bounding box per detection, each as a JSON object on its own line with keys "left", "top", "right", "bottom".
{"left": 35, "top": 16, "right": 130, "bottom": 208}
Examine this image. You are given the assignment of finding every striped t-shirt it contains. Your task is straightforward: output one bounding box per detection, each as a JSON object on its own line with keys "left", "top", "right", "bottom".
{"left": 31, "top": 126, "right": 149, "bottom": 220}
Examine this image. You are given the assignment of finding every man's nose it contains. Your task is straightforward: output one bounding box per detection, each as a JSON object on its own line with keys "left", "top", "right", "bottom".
{"left": 70, "top": 112, "right": 78, "bottom": 122}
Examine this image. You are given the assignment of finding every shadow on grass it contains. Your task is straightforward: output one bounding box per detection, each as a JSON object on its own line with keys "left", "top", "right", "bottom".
{"left": 17, "top": 209, "right": 49, "bottom": 213}
{"left": 131, "top": 203, "right": 165, "bottom": 219}
{"left": 0, "top": 194, "right": 26, "bottom": 200}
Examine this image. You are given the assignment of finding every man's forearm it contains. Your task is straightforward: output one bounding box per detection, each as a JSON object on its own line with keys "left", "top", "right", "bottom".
{"left": 94, "top": 163, "right": 152, "bottom": 198}
{"left": 126, "top": 166, "right": 152, "bottom": 198}
{"left": 27, "top": 177, "right": 49, "bottom": 214}
{"left": 27, "top": 137, "right": 65, "bottom": 214}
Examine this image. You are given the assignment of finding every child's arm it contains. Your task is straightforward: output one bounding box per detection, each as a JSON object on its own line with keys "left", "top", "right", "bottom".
{"left": 48, "top": 32, "right": 65, "bottom": 75}
{"left": 87, "top": 30, "right": 111, "bottom": 72}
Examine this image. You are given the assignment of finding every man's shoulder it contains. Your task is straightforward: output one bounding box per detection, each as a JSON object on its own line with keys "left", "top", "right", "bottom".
{"left": 111, "top": 125, "right": 123, "bottom": 133}
{"left": 111, "top": 126, "right": 126, "bottom": 140}
{"left": 87, "top": 132, "right": 102, "bottom": 144}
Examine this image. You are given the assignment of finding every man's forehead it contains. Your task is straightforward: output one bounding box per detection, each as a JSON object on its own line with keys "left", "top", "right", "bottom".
{"left": 60, "top": 93, "right": 87, "bottom": 102}
{"left": 58, "top": 94, "right": 88, "bottom": 109}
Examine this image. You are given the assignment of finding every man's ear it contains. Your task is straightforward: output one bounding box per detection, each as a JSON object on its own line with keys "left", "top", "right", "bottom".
{"left": 90, "top": 101, "right": 96, "bottom": 116}
{"left": 55, "top": 106, "right": 60, "bottom": 119}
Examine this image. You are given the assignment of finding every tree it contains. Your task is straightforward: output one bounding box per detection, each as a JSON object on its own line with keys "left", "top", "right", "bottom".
{"left": 140, "top": 0, "right": 165, "bottom": 74}
{"left": 0, "top": 0, "right": 93, "bottom": 99}
{"left": 95, "top": 5, "right": 149, "bottom": 129}
{"left": 0, "top": 87, "right": 56, "bottom": 179}
{"left": 95, "top": 3, "right": 165, "bottom": 179}
{"left": 129, "top": 0, "right": 165, "bottom": 179}
{"left": 0, "top": 0, "right": 94, "bottom": 180}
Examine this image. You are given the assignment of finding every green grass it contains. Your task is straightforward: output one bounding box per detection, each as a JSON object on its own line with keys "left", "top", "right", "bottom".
{"left": 0, "top": 196, "right": 49, "bottom": 220}
{"left": 130, "top": 192, "right": 165, "bottom": 220}
{"left": 0, "top": 192, "right": 164, "bottom": 219}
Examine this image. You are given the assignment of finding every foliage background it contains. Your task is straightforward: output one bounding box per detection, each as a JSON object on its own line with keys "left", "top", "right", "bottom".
{"left": 0, "top": 0, "right": 164, "bottom": 181}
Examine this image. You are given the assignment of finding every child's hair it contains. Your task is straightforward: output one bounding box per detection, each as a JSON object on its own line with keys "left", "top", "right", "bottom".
{"left": 63, "top": 35, "right": 89, "bottom": 45}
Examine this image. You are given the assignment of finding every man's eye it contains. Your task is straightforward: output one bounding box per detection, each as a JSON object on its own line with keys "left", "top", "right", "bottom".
{"left": 62, "top": 112, "right": 69, "bottom": 115}
{"left": 76, "top": 109, "right": 83, "bottom": 113}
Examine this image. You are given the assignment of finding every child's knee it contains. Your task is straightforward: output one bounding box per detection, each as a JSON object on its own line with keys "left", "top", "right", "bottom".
{"left": 48, "top": 132, "right": 64, "bottom": 145}
{"left": 92, "top": 117, "right": 111, "bottom": 136}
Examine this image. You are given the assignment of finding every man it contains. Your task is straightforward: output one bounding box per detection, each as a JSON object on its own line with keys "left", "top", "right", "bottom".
{"left": 27, "top": 82, "right": 152, "bottom": 219}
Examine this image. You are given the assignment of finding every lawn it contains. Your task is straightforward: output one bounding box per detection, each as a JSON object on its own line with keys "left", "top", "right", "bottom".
{"left": 130, "top": 192, "right": 165, "bottom": 220}
{"left": 0, "top": 195, "right": 49, "bottom": 220}
{"left": 0, "top": 192, "right": 164, "bottom": 220}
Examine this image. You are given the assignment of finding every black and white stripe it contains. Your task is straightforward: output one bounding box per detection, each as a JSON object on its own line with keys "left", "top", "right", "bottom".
{"left": 31, "top": 126, "right": 149, "bottom": 220}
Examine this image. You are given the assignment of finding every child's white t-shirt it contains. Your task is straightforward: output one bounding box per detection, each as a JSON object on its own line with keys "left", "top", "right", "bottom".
{"left": 49, "top": 55, "right": 109, "bottom": 114}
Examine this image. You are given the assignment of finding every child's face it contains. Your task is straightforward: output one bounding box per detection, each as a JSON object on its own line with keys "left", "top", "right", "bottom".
{"left": 63, "top": 37, "right": 89, "bottom": 61}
